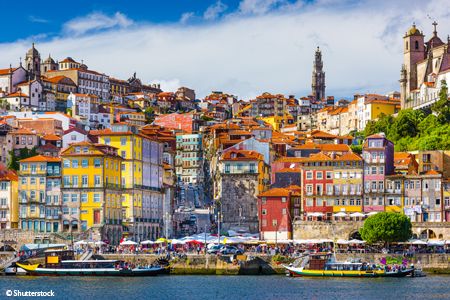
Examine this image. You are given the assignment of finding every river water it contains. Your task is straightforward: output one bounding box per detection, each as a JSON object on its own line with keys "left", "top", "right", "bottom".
{"left": 0, "top": 275, "right": 448, "bottom": 299}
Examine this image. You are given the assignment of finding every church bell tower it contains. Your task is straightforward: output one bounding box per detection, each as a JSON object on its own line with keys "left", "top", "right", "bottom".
{"left": 311, "top": 46, "right": 326, "bottom": 102}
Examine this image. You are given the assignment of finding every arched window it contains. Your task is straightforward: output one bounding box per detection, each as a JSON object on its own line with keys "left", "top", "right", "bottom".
{"left": 406, "top": 41, "right": 408, "bottom": 50}
{"left": 415, "top": 40, "right": 419, "bottom": 50}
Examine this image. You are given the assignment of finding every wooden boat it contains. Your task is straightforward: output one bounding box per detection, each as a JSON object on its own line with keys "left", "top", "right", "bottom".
{"left": 16, "top": 250, "right": 167, "bottom": 277}
{"left": 284, "top": 252, "right": 414, "bottom": 278}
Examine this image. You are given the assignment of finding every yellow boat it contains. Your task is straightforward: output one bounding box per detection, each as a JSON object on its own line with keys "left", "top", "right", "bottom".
{"left": 284, "top": 253, "right": 414, "bottom": 278}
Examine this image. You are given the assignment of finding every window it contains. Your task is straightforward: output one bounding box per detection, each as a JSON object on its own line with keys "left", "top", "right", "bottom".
{"left": 63, "top": 194, "right": 69, "bottom": 202}
{"left": 63, "top": 159, "right": 70, "bottom": 168}
{"left": 306, "top": 199, "right": 313, "bottom": 207}
{"left": 81, "top": 194, "right": 88, "bottom": 203}
{"left": 72, "top": 159, "right": 78, "bottom": 169}
{"left": 224, "top": 164, "right": 230, "bottom": 173}
{"left": 326, "top": 172, "right": 332, "bottom": 179}
{"left": 82, "top": 159, "right": 88, "bottom": 168}
{"left": 82, "top": 175, "right": 88, "bottom": 187}
{"left": 30, "top": 177, "right": 36, "bottom": 185}
{"left": 281, "top": 197, "right": 286, "bottom": 203}
{"left": 306, "top": 185, "right": 313, "bottom": 195}
{"left": 72, "top": 176, "right": 78, "bottom": 187}
{"left": 306, "top": 171, "right": 313, "bottom": 179}
{"left": 94, "top": 159, "right": 101, "bottom": 168}
{"left": 371, "top": 167, "right": 376, "bottom": 175}
{"left": 94, "top": 193, "right": 100, "bottom": 202}
{"left": 272, "top": 219, "right": 278, "bottom": 227}
{"left": 121, "top": 137, "right": 127, "bottom": 146}
{"left": 71, "top": 194, "right": 78, "bottom": 202}
{"left": 262, "top": 209, "right": 267, "bottom": 215}
{"left": 316, "top": 172, "right": 323, "bottom": 180}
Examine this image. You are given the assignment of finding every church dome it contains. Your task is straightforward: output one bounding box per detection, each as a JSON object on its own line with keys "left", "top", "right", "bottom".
{"left": 27, "top": 43, "right": 39, "bottom": 56}
{"left": 407, "top": 24, "right": 422, "bottom": 36}
{"left": 43, "top": 55, "right": 55, "bottom": 64}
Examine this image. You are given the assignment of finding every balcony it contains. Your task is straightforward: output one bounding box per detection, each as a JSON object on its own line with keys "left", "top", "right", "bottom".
{"left": 0, "top": 217, "right": 7, "bottom": 222}
{"left": 0, "top": 204, "right": 8, "bottom": 209}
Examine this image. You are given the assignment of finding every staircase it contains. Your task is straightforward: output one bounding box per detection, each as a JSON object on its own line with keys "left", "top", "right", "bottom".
{"left": 79, "top": 250, "right": 93, "bottom": 261}
{"left": 0, "top": 256, "right": 20, "bottom": 271}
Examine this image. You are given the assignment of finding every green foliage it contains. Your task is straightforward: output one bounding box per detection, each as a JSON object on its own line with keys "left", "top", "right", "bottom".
{"left": 432, "top": 80, "right": 450, "bottom": 123}
{"left": 201, "top": 115, "right": 214, "bottom": 122}
{"left": 364, "top": 107, "right": 450, "bottom": 151}
{"left": 359, "top": 212, "right": 412, "bottom": 244}
{"left": 350, "top": 144, "right": 362, "bottom": 154}
{"left": 272, "top": 254, "right": 292, "bottom": 263}
{"left": 7, "top": 147, "right": 38, "bottom": 171}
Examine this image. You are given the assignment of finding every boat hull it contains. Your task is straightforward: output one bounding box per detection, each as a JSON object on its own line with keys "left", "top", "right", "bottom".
{"left": 16, "top": 263, "right": 166, "bottom": 277}
{"left": 284, "top": 266, "right": 414, "bottom": 278}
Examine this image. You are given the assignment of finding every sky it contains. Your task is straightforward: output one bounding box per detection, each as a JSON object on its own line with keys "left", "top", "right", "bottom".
{"left": 2, "top": 0, "right": 450, "bottom": 99}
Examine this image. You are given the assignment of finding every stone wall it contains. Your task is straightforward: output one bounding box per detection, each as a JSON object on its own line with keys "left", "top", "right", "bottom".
{"left": 220, "top": 173, "right": 259, "bottom": 233}
{"left": 293, "top": 221, "right": 450, "bottom": 240}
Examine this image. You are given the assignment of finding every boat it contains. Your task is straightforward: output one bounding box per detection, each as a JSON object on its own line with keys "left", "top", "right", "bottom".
{"left": 284, "top": 252, "right": 414, "bottom": 278}
{"left": 16, "top": 249, "right": 168, "bottom": 276}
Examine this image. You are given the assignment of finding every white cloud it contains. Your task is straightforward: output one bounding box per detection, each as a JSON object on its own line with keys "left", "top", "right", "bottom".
{"left": 2, "top": 1, "right": 450, "bottom": 100}
{"left": 29, "top": 16, "right": 49, "bottom": 23}
{"left": 203, "top": 1, "right": 228, "bottom": 20}
{"left": 63, "top": 12, "right": 133, "bottom": 36}
{"left": 180, "top": 12, "right": 195, "bottom": 24}
{"left": 237, "top": 0, "right": 286, "bottom": 15}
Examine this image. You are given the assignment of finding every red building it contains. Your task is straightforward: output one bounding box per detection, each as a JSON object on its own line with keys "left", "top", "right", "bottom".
{"left": 301, "top": 152, "right": 334, "bottom": 220}
{"left": 257, "top": 186, "right": 301, "bottom": 241}
{"left": 153, "top": 112, "right": 200, "bottom": 133}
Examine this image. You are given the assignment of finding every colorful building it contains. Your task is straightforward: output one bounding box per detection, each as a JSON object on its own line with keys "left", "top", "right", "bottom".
{"left": 18, "top": 155, "right": 61, "bottom": 233}
{"left": 258, "top": 186, "right": 301, "bottom": 240}
{"left": 97, "top": 123, "right": 163, "bottom": 241}
{"left": 0, "top": 168, "right": 18, "bottom": 229}
{"left": 362, "top": 134, "right": 394, "bottom": 213}
{"left": 60, "top": 142, "right": 123, "bottom": 243}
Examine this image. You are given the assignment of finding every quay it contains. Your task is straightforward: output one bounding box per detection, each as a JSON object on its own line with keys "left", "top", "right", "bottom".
{"left": 2, "top": 253, "right": 449, "bottom": 275}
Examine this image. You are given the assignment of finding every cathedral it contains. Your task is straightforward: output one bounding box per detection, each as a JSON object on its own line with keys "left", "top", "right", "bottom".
{"left": 311, "top": 46, "right": 326, "bottom": 101}
{"left": 400, "top": 22, "right": 450, "bottom": 110}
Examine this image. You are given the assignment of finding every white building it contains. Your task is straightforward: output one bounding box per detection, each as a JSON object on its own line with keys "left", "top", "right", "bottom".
{"left": 0, "top": 66, "right": 26, "bottom": 94}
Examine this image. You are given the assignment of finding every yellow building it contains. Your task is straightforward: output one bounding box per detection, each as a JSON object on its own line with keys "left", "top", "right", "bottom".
{"left": 96, "top": 123, "right": 146, "bottom": 240}
{"left": 60, "top": 142, "right": 123, "bottom": 244}
{"left": 366, "top": 99, "right": 400, "bottom": 120}
{"left": 385, "top": 175, "right": 403, "bottom": 213}
{"left": 18, "top": 155, "right": 61, "bottom": 233}
{"left": 0, "top": 169, "right": 18, "bottom": 229}
{"left": 331, "top": 153, "right": 364, "bottom": 214}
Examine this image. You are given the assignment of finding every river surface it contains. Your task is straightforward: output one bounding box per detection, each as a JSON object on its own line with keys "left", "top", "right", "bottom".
{"left": 0, "top": 275, "right": 448, "bottom": 299}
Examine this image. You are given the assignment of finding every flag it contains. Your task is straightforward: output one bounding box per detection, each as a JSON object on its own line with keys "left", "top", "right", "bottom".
{"left": 380, "top": 257, "right": 386, "bottom": 265}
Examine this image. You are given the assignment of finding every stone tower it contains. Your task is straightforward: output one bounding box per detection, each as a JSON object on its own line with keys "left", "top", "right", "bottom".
{"left": 41, "top": 54, "right": 58, "bottom": 73}
{"left": 25, "top": 43, "right": 41, "bottom": 80}
{"left": 401, "top": 23, "right": 425, "bottom": 108}
{"left": 311, "top": 46, "right": 325, "bottom": 101}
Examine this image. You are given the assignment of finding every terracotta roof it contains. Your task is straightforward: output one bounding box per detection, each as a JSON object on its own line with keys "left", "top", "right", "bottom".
{"left": 11, "top": 128, "right": 35, "bottom": 135}
{"left": 334, "top": 152, "right": 362, "bottom": 161}
{"left": 424, "top": 170, "right": 440, "bottom": 175}
{"left": 64, "top": 127, "right": 88, "bottom": 135}
{"left": 221, "top": 150, "right": 263, "bottom": 161}
{"left": 42, "top": 134, "right": 61, "bottom": 141}
{"left": 20, "top": 155, "right": 61, "bottom": 163}
{"left": 310, "top": 130, "right": 336, "bottom": 139}
{"left": 259, "top": 188, "right": 291, "bottom": 197}
{"left": 276, "top": 168, "right": 301, "bottom": 173}
{"left": 366, "top": 134, "right": 385, "bottom": 139}
{"left": 306, "top": 152, "right": 332, "bottom": 161}
{"left": 5, "top": 92, "right": 28, "bottom": 98}
{"left": 0, "top": 166, "right": 18, "bottom": 181}
{"left": 0, "top": 67, "right": 18, "bottom": 75}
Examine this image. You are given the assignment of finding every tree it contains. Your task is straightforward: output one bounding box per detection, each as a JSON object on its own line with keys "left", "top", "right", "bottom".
{"left": 7, "top": 147, "right": 38, "bottom": 171}
{"left": 432, "top": 80, "right": 450, "bottom": 124}
{"left": 359, "top": 212, "right": 412, "bottom": 245}
{"left": 388, "top": 109, "right": 424, "bottom": 141}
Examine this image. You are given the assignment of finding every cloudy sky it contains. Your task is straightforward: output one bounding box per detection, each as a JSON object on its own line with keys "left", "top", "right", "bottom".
{"left": 2, "top": 0, "right": 450, "bottom": 99}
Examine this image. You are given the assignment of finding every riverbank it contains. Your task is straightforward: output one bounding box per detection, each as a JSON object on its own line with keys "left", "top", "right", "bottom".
{"left": 5, "top": 253, "right": 450, "bottom": 275}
